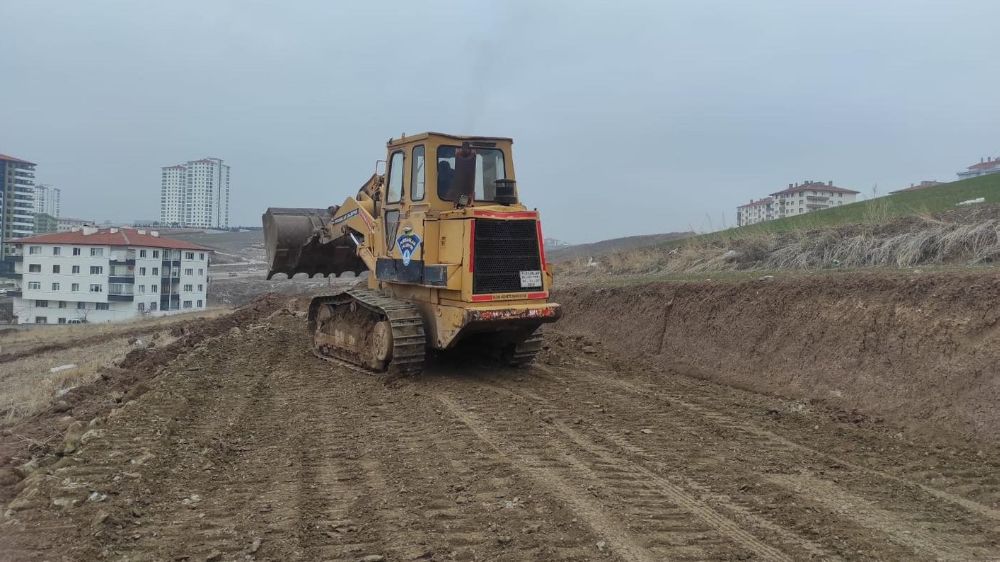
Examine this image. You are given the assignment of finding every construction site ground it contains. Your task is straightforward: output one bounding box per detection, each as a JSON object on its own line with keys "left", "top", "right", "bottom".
{"left": 3, "top": 273, "right": 1000, "bottom": 561}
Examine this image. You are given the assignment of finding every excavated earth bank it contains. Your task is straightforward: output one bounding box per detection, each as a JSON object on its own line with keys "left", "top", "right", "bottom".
{"left": 553, "top": 271, "right": 1000, "bottom": 444}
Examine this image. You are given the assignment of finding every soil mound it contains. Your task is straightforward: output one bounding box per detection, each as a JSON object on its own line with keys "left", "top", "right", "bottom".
{"left": 0, "top": 293, "right": 285, "bottom": 504}
{"left": 553, "top": 272, "right": 1000, "bottom": 443}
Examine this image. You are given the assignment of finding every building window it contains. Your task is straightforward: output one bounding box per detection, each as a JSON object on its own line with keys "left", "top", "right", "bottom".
{"left": 28, "top": 264, "right": 41, "bottom": 273}
{"left": 139, "top": 250, "right": 147, "bottom": 258}
{"left": 53, "top": 247, "right": 61, "bottom": 256}
{"left": 96, "top": 303, "right": 109, "bottom": 310}
{"left": 138, "top": 285, "right": 145, "bottom": 294}
{"left": 184, "top": 268, "right": 193, "bottom": 276}
{"left": 77, "top": 302, "right": 86, "bottom": 309}
{"left": 58, "top": 318, "right": 67, "bottom": 324}
{"left": 90, "top": 266, "right": 103, "bottom": 274}
{"left": 153, "top": 250, "right": 159, "bottom": 258}
{"left": 197, "top": 284, "right": 203, "bottom": 291}
{"left": 199, "top": 253, "right": 205, "bottom": 260}
{"left": 58, "top": 301, "right": 66, "bottom": 309}
{"left": 36, "top": 300, "right": 49, "bottom": 307}
{"left": 89, "top": 284, "right": 102, "bottom": 292}
{"left": 137, "top": 302, "right": 145, "bottom": 312}
{"left": 51, "top": 283, "right": 60, "bottom": 291}
{"left": 183, "top": 284, "right": 192, "bottom": 291}
{"left": 139, "top": 267, "right": 146, "bottom": 275}
{"left": 72, "top": 247, "right": 81, "bottom": 256}
{"left": 35, "top": 316, "right": 47, "bottom": 324}
{"left": 152, "top": 267, "right": 159, "bottom": 275}
{"left": 28, "top": 246, "right": 42, "bottom": 255}
{"left": 185, "top": 252, "right": 194, "bottom": 260}
{"left": 28, "top": 281, "right": 41, "bottom": 290}
{"left": 90, "top": 248, "right": 104, "bottom": 257}
{"left": 150, "top": 302, "right": 157, "bottom": 311}
{"left": 183, "top": 300, "right": 192, "bottom": 309}
{"left": 197, "top": 299, "right": 203, "bottom": 308}
{"left": 52, "top": 265, "right": 60, "bottom": 274}
{"left": 198, "top": 268, "right": 204, "bottom": 276}
{"left": 71, "top": 283, "right": 80, "bottom": 291}
{"left": 72, "top": 265, "right": 80, "bottom": 274}
{"left": 151, "top": 285, "right": 158, "bottom": 293}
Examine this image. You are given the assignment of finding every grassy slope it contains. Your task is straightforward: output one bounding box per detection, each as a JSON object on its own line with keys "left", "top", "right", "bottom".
{"left": 686, "top": 173, "right": 1000, "bottom": 245}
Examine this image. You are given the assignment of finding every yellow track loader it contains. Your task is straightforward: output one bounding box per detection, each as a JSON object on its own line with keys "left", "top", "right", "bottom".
{"left": 263, "top": 132, "right": 561, "bottom": 375}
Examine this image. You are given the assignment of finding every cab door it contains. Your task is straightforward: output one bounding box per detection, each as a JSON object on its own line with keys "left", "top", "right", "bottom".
{"left": 379, "top": 147, "right": 425, "bottom": 284}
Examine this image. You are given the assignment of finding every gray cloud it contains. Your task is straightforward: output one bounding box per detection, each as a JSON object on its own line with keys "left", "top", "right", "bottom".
{"left": 1, "top": 0, "right": 998, "bottom": 241}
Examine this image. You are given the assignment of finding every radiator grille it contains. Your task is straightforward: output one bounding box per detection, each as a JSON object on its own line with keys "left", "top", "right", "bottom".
{"left": 473, "top": 219, "right": 542, "bottom": 294}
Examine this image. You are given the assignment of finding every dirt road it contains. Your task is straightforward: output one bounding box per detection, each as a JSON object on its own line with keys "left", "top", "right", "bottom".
{"left": 4, "top": 311, "right": 1000, "bottom": 561}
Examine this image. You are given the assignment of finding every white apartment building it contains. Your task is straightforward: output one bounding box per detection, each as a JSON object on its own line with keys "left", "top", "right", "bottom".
{"left": 33, "top": 184, "right": 61, "bottom": 217}
{"left": 736, "top": 197, "right": 775, "bottom": 226}
{"left": 1, "top": 153, "right": 36, "bottom": 257}
{"left": 160, "top": 158, "right": 231, "bottom": 229}
{"left": 57, "top": 217, "right": 96, "bottom": 232}
{"left": 957, "top": 156, "right": 1000, "bottom": 179}
{"left": 4, "top": 227, "right": 211, "bottom": 324}
{"left": 769, "top": 181, "right": 860, "bottom": 218}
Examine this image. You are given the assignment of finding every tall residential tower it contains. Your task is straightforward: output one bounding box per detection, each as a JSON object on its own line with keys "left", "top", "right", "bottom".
{"left": 34, "top": 184, "right": 61, "bottom": 217}
{"left": 160, "top": 157, "right": 231, "bottom": 228}
{"left": 0, "top": 153, "right": 37, "bottom": 256}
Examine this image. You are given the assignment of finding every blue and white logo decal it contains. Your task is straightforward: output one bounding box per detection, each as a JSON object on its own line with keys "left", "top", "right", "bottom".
{"left": 396, "top": 232, "right": 422, "bottom": 266}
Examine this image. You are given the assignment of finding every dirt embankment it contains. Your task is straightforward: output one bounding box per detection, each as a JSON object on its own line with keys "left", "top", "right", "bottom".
{"left": 554, "top": 272, "right": 1000, "bottom": 443}
{"left": 0, "top": 294, "right": 285, "bottom": 507}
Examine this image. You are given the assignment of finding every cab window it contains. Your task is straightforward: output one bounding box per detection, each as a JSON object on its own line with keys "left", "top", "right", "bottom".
{"left": 410, "top": 145, "right": 425, "bottom": 201}
{"left": 387, "top": 151, "right": 404, "bottom": 203}
{"left": 436, "top": 145, "right": 506, "bottom": 202}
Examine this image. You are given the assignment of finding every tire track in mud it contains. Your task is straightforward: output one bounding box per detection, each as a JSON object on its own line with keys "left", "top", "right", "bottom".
{"left": 482, "top": 382, "right": 831, "bottom": 560}
{"left": 435, "top": 387, "right": 796, "bottom": 561}
{"left": 355, "top": 398, "right": 607, "bottom": 560}
{"left": 548, "top": 363, "right": 1000, "bottom": 523}
{"left": 490, "top": 364, "right": 1000, "bottom": 560}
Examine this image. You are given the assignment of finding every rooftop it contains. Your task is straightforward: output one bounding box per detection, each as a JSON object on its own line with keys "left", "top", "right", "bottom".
{"left": 0, "top": 153, "right": 36, "bottom": 166}
{"left": 967, "top": 157, "right": 1000, "bottom": 171}
{"left": 737, "top": 197, "right": 774, "bottom": 209}
{"left": 12, "top": 228, "right": 212, "bottom": 251}
{"left": 770, "top": 181, "right": 860, "bottom": 197}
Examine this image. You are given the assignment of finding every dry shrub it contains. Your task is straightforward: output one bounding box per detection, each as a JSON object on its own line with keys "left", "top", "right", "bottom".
{"left": 558, "top": 217, "right": 1000, "bottom": 277}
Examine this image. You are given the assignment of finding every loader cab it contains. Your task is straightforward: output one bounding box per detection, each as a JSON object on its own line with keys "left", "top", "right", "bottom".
{"left": 383, "top": 132, "right": 518, "bottom": 211}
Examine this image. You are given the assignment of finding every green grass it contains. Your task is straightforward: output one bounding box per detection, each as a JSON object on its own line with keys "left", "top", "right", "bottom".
{"left": 674, "top": 173, "right": 1000, "bottom": 247}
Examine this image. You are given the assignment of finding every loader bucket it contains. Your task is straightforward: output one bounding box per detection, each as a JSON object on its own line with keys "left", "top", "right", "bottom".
{"left": 262, "top": 207, "right": 368, "bottom": 279}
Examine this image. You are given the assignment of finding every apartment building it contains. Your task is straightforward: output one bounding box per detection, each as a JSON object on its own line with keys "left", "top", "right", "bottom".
{"left": 736, "top": 197, "right": 775, "bottom": 226}
{"left": 2, "top": 227, "right": 212, "bottom": 324}
{"left": 957, "top": 156, "right": 1000, "bottom": 179}
{"left": 57, "top": 217, "right": 95, "bottom": 232}
{"left": 33, "top": 184, "right": 61, "bottom": 217}
{"left": 769, "top": 181, "right": 859, "bottom": 218}
{"left": 160, "top": 158, "right": 231, "bottom": 228}
{"left": 891, "top": 180, "right": 944, "bottom": 194}
{"left": 0, "top": 153, "right": 36, "bottom": 257}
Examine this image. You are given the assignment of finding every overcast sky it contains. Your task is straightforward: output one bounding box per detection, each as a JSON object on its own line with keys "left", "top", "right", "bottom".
{"left": 1, "top": 1, "right": 998, "bottom": 242}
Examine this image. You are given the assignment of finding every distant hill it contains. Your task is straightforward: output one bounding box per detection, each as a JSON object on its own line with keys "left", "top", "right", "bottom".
{"left": 547, "top": 232, "right": 693, "bottom": 262}
{"left": 713, "top": 172, "right": 1000, "bottom": 240}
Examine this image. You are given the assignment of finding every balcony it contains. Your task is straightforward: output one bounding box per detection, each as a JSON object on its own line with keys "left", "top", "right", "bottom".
{"left": 108, "top": 294, "right": 134, "bottom": 302}
{"left": 109, "top": 276, "right": 135, "bottom": 284}
{"left": 5, "top": 290, "right": 22, "bottom": 297}
{"left": 110, "top": 250, "right": 136, "bottom": 266}
{"left": 806, "top": 195, "right": 830, "bottom": 203}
